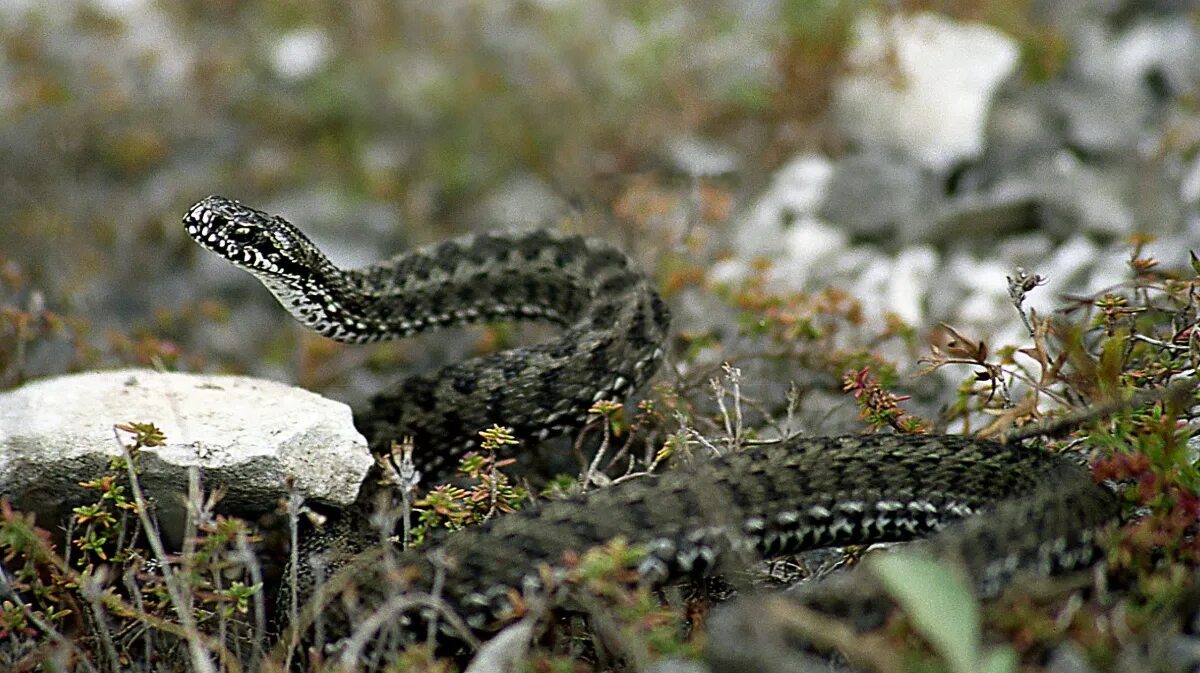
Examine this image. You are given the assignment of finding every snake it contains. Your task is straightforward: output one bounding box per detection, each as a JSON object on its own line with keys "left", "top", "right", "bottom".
{"left": 182, "top": 195, "right": 1120, "bottom": 667}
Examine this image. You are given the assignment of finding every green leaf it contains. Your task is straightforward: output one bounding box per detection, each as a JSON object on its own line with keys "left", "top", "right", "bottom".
{"left": 982, "top": 646, "right": 1018, "bottom": 673}
{"left": 1096, "top": 329, "right": 1128, "bottom": 396}
{"left": 872, "top": 553, "right": 981, "bottom": 673}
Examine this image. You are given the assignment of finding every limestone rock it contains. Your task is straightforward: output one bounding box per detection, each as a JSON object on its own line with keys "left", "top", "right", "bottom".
{"left": 834, "top": 11, "right": 1019, "bottom": 173}
{"left": 0, "top": 369, "right": 371, "bottom": 539}
{"left": 733, "top": 153, "right": 837, "bottom": 262}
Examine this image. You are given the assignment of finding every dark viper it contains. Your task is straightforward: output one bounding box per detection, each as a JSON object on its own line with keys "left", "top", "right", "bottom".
{"left": 183, "top": 195, "right": 1118, "bottom": 665}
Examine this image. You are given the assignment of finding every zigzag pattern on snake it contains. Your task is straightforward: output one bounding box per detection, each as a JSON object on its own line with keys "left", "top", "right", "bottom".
{"left": 182, "top": 196, "right": 1119, "bottom": 660}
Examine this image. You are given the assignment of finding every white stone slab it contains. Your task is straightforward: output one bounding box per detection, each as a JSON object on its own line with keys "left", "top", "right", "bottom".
{"left": 0, "top": 369, "right": 371, "bottom": 537}
{"left": 835, "top": 11, "right": 1019, "bottom": 173}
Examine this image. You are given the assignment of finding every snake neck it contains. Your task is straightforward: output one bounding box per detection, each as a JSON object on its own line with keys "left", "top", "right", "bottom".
{"left": 258, "top": 230, "right": 637, "bottom": 346}
{"left": 241, "top": 225, "right": 670, "bottom": 478}
{"left": 345, "top": 229, "right": 670, "bottom": 475}
{"left": 252, "top": 254, "right": 389, "bottom": 344}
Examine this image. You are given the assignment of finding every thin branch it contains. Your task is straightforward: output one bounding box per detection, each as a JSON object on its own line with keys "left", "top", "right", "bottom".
{"left": 112, "top": 427, "right": 218, "bottom": 673}
{"left": 0, "top": 565, "right": 101, "bottom": 673}
{"left": 1002, "top": 376, "right": 1197, "bottom": 443}
{"left": 336, "top": 593, "right": 480, "bottom": 671}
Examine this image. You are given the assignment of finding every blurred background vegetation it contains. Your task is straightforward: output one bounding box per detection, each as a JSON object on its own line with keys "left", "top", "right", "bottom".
{"left": 0, "top": 0, "right": 1174, "bottom": 400}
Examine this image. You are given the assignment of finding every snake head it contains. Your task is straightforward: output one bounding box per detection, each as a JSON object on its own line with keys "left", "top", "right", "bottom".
{"left": 183, "top": 195, "right": 318, "bottom": 282}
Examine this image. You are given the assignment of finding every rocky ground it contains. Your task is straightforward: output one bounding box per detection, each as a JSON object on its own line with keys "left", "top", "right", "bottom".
{"left": 2, "top": 1, "right": 1198, "bottom": 412}
{"left": 2, "top": 1, "right": 1200, "bottom": 672}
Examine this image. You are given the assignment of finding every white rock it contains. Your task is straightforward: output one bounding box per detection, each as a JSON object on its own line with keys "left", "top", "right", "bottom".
{"left": 945, "top": 256, "right": 1013, "bottom": 327}
{"left": 732, "top": 154, "right": 846, "bottom": 291}
{"left": 0, "top": 369, "right": 371, "bottom": 539}
{"left": 734, "top": 154, "right": 834, "bottom": 258}
{"left": 707, "top": 258, "right": 750, "bottom": 287}
{"left": 664, "top": 135, "right": 739, "bottom": 177}
{"left": 883, "top": 246, "right": 939, "bottom": 325}
{"left": 1032, "top": 235, "right": 1100, "bottom": 313}
{"left": 463, "top": 619, "right": 535, "bottom": 673}
{"left": 481, "top": 173, "right": 568, "bottom": 229}
{"left": 1088, "top": 248, "right": 1136, "bottom": 296}
{"left": 646, "top": 659, "right": 712, "bottom": 673}
{"left": 772, "top": 219, "right": 849, "bottom": 289}
{"left": 272, "top": 28, "right": 330, "bottom": 80}
{"left": 770, "top": 154, "right": 835, "bottom": 216}
{"left": 1181, "top": 155, "right": 1200, "bottom": 205}
{"left": 93, "top": 0, "right": 152, "bottom": 17}
{"left": 835, "top": 11, "right": 1019, "bottom": 173}
{"left": 848, "top": 255, "right": 897, "bottom": 319}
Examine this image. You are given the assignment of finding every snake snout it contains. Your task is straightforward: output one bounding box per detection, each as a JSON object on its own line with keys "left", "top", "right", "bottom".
{"left": 182, "top": 195, "right": 237, "bottom": 242}
{"left": 183, "top": 196, "right": 270, "bottom": 251}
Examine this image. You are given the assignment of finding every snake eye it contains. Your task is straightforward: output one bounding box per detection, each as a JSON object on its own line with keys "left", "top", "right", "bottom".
{"left": 227, "top": 226, "right": 256, "bottom": 242}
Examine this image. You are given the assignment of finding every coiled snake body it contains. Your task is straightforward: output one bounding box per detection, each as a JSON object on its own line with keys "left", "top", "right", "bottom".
{"left": 183, "top": 196, "right": 1118, "bottom": 664}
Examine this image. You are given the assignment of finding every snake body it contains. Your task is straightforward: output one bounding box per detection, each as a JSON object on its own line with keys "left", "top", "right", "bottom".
{"left": 365, "top": 435, "right": 1116, "bottom": 631}
{"left": 182, "top": 196, "right": 1119, "bottom": 659}
{"left": 184, "top": 195, "right": 667, "bottom": 478}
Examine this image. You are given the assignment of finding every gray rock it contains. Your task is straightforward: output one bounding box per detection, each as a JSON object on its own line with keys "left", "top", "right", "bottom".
{"left": 1053, "top": 81, "right": 1147, "bottom": 156}
{"left": 1167, "top": 636, "right": 1200, "bottom": 673}
{"left": 1055, "top": 18, "right": 1200, "bottom": 155}
{"left": 664, "top": 135, "right": 739, "bottom": 177}
{"left": 972, "top": 87, "right": 1068, "bottom": 187}
{"left": 1031, "top": 0, "right": 1120, "bottom": 29}
{"left": 945, "top": 150, "right": 1188, "bottom": 243}
{"left": 818, "top": 151, "right": 929, "bottom": 238}
{"left": 991, "top": 155, "right": 1138, "bottom": 239}
{"left": 1047, "top": 641, "right": 1098, "bottom": 673}
{"left": 924, "top": 155, "right": 1144, "bottom": 243}
{"left": 994, "top": 233, "right": 1058, "bottom": 270}
{"left": 926, "top": 185, "right": 1041, "bottom": 243}
{"left": 0, "top": 369, "right": 371, "bottom": 540}
{"left": 1032, "top": 155, "right": 1137, "bottom": 237}
{"left": 647, "top": 659, "right": 711, "bottom": 673}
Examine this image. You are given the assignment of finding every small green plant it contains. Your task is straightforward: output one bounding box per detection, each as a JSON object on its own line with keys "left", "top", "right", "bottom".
{"left": 841, "top": 366, "right": 929, "bottom": 434}
{"left": 0, "top": 499, "right": 77, "bottom": 643}
{"left": 0, "top": 422, "right": 266, "bottom": 672}
{"left": 559, "top": 538, "right": 701, "bottom": 666}
{"left": 410, "top": 425, "right": 529, "bottom": 545}
{"left": 69, "top": 422, "right": 161, "bottom": 569}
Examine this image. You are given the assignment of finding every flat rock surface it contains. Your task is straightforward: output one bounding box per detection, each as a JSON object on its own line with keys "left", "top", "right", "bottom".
{"left": 0, "top": 369, "right": 371, "bottom": 536}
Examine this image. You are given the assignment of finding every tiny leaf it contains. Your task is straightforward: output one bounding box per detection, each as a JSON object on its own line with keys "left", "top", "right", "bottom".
{"left": 873, "top": 553, "right": 981, "bottom": 673}
{"left": 983, "top": 646, "right": 1018, "bottom": 673}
